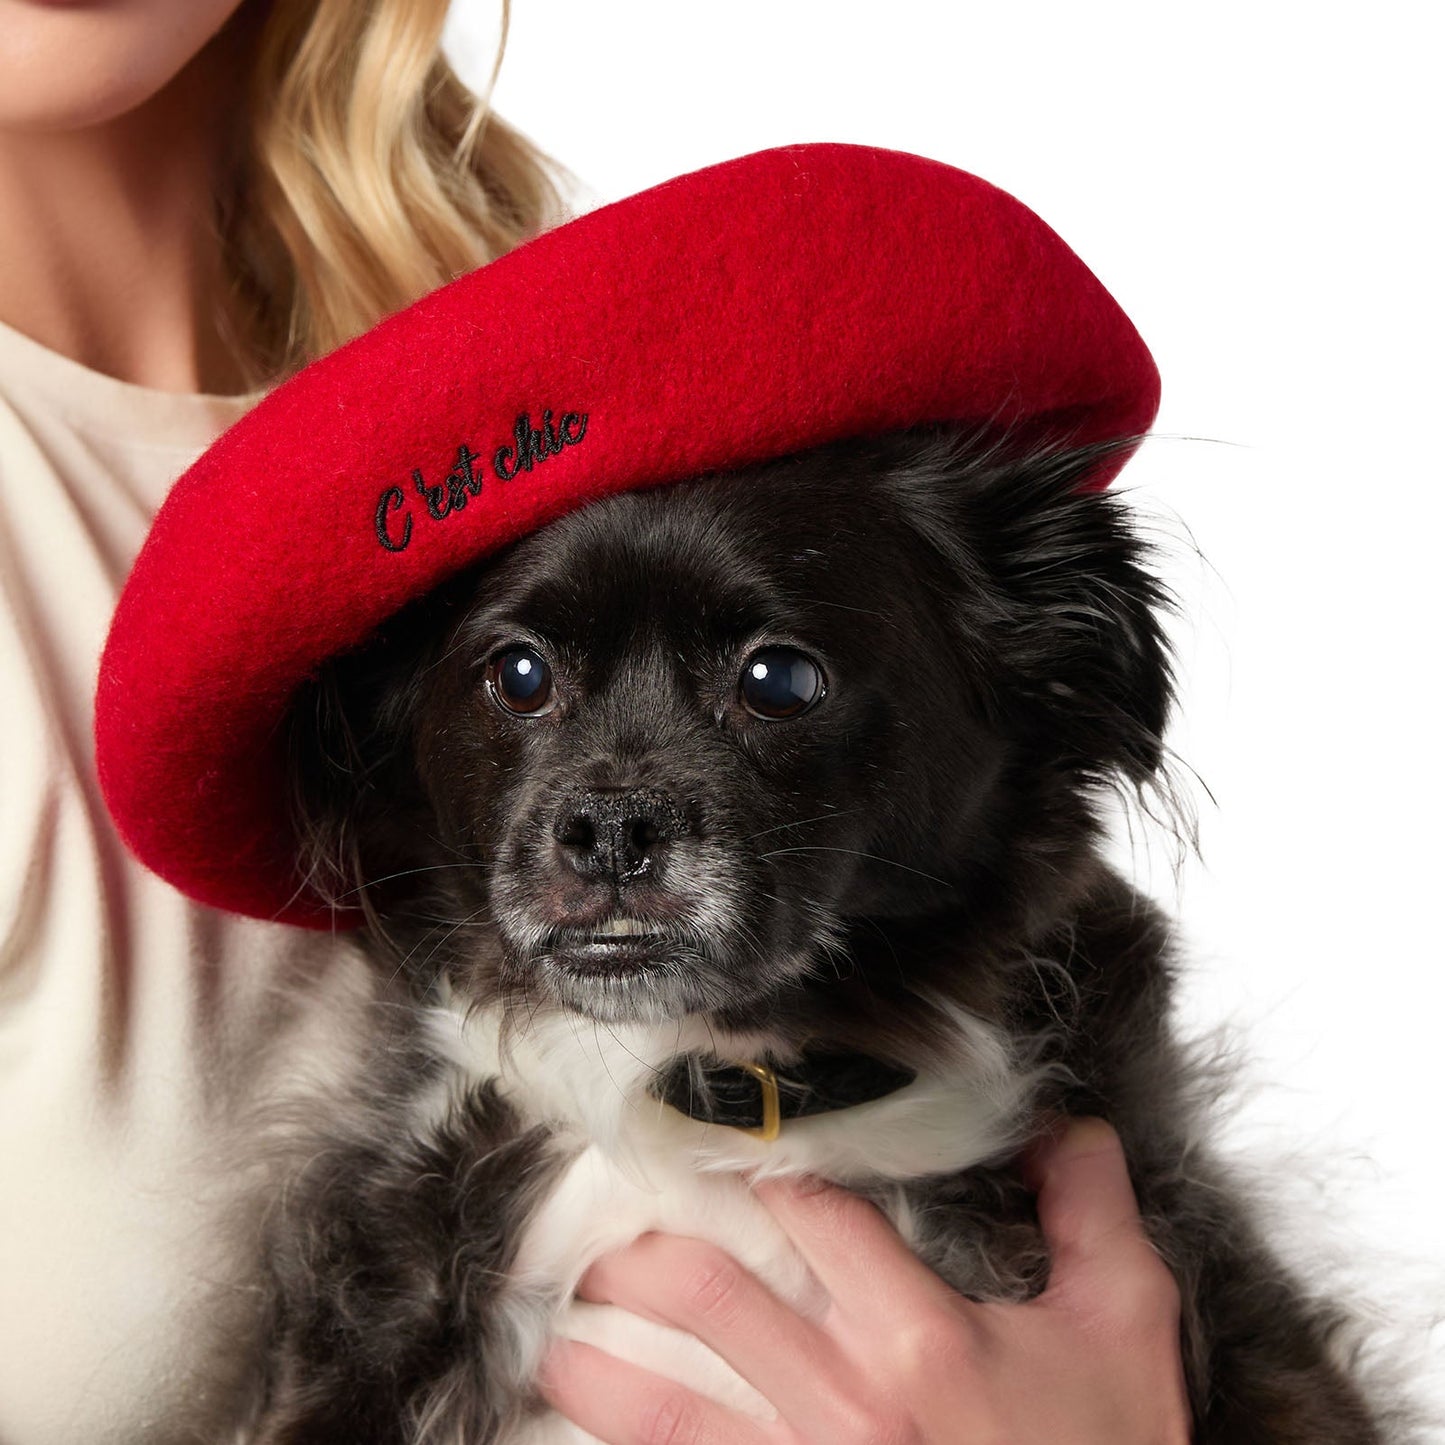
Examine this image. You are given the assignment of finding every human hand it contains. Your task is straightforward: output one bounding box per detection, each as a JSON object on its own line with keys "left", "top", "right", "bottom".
{"left": 537, "top": 1117, "right": 1192, "bottom": 1444}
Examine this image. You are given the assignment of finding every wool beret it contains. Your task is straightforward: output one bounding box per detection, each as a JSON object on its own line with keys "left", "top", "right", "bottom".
{"left": 95, "top": 142, "right": 1160, "bottom": 928}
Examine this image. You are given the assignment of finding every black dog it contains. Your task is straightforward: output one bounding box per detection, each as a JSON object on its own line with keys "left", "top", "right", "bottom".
{"left": 246, "top": 425, "right": 1396, "bottom": 1442}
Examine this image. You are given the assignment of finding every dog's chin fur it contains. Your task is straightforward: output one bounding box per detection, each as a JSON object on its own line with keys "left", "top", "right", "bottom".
{"left": 236, "top": 426, "right": 1409, "bottom": 1444}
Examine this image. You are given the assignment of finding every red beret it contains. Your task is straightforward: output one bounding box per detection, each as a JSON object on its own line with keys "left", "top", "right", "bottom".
{"left": 95, "top": 143, "right": 1160, "bottom": 928}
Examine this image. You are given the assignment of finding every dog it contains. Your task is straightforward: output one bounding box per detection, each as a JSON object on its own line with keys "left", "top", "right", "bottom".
{"left": 236, "top": 423, "right": 1394, "bottom": 1443}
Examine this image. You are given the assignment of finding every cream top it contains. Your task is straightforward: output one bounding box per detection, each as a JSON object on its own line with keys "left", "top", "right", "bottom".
{"left": 0, "top": 319, "right": 377, "bottom": 1444}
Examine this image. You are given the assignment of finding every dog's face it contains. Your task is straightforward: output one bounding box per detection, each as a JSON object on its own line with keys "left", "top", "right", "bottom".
{"left": 292, "top": 428, "right": 1170, "bottom": 1038}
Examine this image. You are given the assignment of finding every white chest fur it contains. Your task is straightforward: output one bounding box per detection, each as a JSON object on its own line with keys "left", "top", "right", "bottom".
{"left": 423, "top": 999, "right": 1035, "bottom": 1443}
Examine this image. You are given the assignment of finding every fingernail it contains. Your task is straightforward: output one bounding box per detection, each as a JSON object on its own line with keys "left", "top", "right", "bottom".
{"left": 1018, "top": 1112, "right": 1068, "bottom": 1187}
{"left": 755, "top": 1170, "right": 830, "bottom": 1198}
{"left": 792, "top": 1171, "right": 833, "bottom": 1195}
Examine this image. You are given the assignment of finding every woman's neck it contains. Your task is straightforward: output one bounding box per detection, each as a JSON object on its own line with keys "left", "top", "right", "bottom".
{"left": 0, "top": 36, "right": 248, "bottom": 396}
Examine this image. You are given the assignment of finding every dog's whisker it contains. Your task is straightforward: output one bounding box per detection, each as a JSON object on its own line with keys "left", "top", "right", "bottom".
{"left": 860, "top": 914, "right": 907, "bottom": 987}
{"left": 598, "top": 1020, "right": 655, "bottom": 1087}
{"left": 742, "top": 806, "right": 861, "bottom": 843}
{"left": 582, "top": 1017, "right": 635, "bottom": 1110}
{"left": 757, "top": 845, "right": 954, "bottom": 891}
{"left": 334, "top": 862, "right": 493, "bottom": 903}
{"left": 805, "top": 598, "right": 890, "bottom": 618}
{"left": 384, "top": 917, "right": 449, "bottom": 990}
{"left": 400, "top": 902, "right": 493, "bottom": 987}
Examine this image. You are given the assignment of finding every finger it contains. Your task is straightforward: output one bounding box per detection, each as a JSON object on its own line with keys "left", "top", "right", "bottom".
{"left": 749, "top": 1174, "right": 959, "bottom": 1329}
{"left": 1023, "top": 1117, "right": 1158, "bottom": 1293}
{"left": 576, "top": 1232, "right": 855, "bottom": 1426}
{"left": 537, "top": 1337, "right": 775, "bottom": 1445}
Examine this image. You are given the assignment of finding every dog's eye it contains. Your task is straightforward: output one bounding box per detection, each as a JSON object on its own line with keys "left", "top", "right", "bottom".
{"left": 488, "top": 646, "right": 556, "bottom": 717}
{"left": 739, "top": 647, "right": 825, "bottom": 720}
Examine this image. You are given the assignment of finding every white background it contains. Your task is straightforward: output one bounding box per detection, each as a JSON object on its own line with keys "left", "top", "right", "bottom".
{"left": 449, "top": 0, "right": 1443, "bottom": 1413}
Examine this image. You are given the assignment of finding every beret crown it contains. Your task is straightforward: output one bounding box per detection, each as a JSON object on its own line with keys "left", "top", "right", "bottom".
{"left": 95, "top": 143, "right": 1160, "bottom": 926}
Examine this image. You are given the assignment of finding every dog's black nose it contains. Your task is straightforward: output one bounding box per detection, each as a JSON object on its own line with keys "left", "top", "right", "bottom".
{"left": 552, "top": 788, "right": 691, "bottom": 880}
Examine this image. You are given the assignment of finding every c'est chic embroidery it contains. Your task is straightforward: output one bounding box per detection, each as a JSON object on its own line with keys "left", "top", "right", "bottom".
{"left": 374, "top": 409, "right": 589, "bottom": 553}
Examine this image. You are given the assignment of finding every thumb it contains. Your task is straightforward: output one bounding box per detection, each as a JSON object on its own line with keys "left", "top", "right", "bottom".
{"left": 1023, "top": 1117, "right": 1154, "bottom": 1291}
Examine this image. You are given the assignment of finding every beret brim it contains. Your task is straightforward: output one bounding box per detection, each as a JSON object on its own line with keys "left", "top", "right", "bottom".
{"left": 95, "top": 143, "right": 1160, "bottom": 927}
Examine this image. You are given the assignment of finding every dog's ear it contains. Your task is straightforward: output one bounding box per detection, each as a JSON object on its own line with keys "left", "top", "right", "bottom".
{"left": 284, "top": 590, "right": 452, "bottom": 927}
{"left": 886, "top": 432, "right": 1174, "bottom": 786}
{"left": 968, "top": 440, "right": 1173, "bottom": 785}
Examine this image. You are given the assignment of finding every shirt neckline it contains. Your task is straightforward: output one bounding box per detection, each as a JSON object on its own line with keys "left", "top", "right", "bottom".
{"left": 0, "top": 315, "right": 263, "bottom": 454}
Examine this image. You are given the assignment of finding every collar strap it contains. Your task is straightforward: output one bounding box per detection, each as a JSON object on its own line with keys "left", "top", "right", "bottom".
{"left": 651, "top": 1050, "right": 918, "bottom": 1141}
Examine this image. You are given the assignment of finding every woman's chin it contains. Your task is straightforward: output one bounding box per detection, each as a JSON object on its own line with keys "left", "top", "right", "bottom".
{"left": 0, "top": 0, "right": 247, "bottom": 136}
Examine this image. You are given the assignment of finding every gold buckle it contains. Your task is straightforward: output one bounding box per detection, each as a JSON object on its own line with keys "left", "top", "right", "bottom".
{"left": 736, "top": 1060, "right": 782, "bottom": 1142}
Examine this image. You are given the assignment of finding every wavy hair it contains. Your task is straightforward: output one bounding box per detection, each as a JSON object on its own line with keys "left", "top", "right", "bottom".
{"left": 219, "top": 0, "right": 562, "bottom": 383}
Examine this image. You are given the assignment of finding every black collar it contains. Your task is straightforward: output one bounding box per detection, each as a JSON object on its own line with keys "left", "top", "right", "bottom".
{"left": 650, "top": 1049, "right": 918, "bottom": 1140}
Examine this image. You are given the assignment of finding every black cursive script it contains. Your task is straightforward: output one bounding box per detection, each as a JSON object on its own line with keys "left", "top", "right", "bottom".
{"left": 493, "top": 409, "right": 588, "bottom": 482}
{"left": 373, "top": 411, "right": 588, "bottom": 553}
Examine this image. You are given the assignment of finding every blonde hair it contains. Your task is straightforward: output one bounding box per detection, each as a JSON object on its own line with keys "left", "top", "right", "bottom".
{"left": 221, "top": 0, "right": 562, "bottom": 383}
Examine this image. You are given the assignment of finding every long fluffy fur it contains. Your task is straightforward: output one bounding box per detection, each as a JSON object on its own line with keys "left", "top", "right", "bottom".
{"left": 234, "top": 426, "right": 1409, "bottom": 1443}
